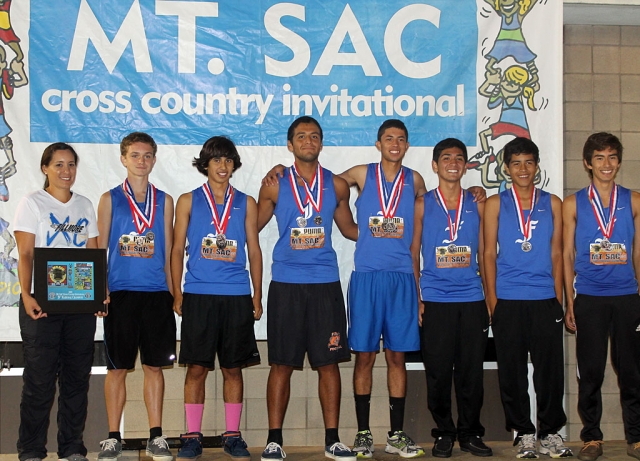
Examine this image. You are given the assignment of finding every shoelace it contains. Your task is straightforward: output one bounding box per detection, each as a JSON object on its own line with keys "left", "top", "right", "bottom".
{"left": 328, "top": 442, "right": 351, "bottom": 453}
{"left": 265, "top": 442, "right": 287, "bottom": 458}
{"left": 151, "top": 435, "right": 169, "bottom": 449}
{"left": 633, "top": 442, "right": 640, "bottom": 450}
{"left": 521, "top": 434, "right": 536, "bottom": 450}
{"left": 100, "top": 439, "right": 118, "bottom": 451}
{"left": 583, "top": 440, "right": 603, "bottom": 449}
{"left": 546, "top": 434, "right": 564, "bottom": 445}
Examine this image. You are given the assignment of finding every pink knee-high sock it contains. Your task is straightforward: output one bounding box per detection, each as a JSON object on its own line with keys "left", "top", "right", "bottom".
{"left": 185, "top": 403, "right": 204, "bottom": 434}
{"left": 225, "top": 403, "right": 243, "bottom": 432}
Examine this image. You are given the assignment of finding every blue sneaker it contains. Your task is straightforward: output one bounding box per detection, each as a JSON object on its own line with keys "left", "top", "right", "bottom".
{"left": 325, "top": 442, "right": 357, "bottom": 461}
{"left": 177, "top": 432, "right": 203, "bottom": 460}
{"left": 222, "top": 431, "right": 250, "bottom": 460}
{"left": 261, "top": 442, "right": 286, "bottom": 461}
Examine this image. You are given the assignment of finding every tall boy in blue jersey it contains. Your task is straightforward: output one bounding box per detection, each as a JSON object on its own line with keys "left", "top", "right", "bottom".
{"left": 341, "top": 119, "right": 425, "bottom": 459}
{"left": 97, "top": 132, "right": 176, "bottom": 461}
{"left": 484, "top": 137, "right": 571, "bottom": 459}
{"left": 257, "top": 116, "right": 358, "bottom": 461}
{"left": 171, "top": 136, "right": 262, "bottom": 461}
{"left": 563, "top": 133, "right": 640, "bottom": 461}
{"left": 410, "top": 138, "right": 492, "bottom": 458}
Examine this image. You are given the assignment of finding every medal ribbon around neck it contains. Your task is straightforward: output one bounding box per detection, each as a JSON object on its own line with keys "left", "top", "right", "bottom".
{"left": 289, "top": 163, "right": 323, "bottom": 215}
{"left": 122, "top": 179, "right": 156, "bottom": 234}
{"left": 434, "top": 187, "right": 464, "bottom": 242}
{"left": 510, "top": 186, "right": 537, "bottom": 242}
{"left": 202, "top": 182, "right": 234, "bottom": 236}
{"left": 588, "top": 183, "right": 618, "bottom": 241}
{"left": 376, "top": 163, "right": 405, "bottom": 218}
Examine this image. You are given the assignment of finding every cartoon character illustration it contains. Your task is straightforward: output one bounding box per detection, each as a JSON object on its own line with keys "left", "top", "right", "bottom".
{"left": 0, "top": 216, "right": 19, "bottom": 306}
{"left": 483, "top": 0, "right": 539, "bottom": 84}
{"left": 0, "top": 0, "right": 28, "bottom": 202}
{"left": 469, "top": 65, "right": 540, "bottom": 191}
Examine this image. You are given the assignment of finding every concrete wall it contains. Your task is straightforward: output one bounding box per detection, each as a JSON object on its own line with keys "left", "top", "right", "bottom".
{"left": 563, "top": 24, "right": 640, "bottom": 442}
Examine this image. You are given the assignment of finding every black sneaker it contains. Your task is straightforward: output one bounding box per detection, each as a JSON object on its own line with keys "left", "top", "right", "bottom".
{"left": 460, "top": 436, "right": 493, "bottom": 457}
{"left": 432, "top": 437, "right": 454, "bottom": 458}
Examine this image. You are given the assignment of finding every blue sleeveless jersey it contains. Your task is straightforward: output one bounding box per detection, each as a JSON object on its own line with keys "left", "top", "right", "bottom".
{"left": 107, "top": 185, "right": 168, "bottom": 292}
{"left": 574, "top": 185, "right": 638, "bottom": 296}
{"left": 183, "top": 186, "right": 251, "bottom": 295}
{"left": 353, "top": 163, "right": 414, "bottom": 273}
{"left": 496, "top": 189, "right": 555, "bottom": 300}
{"left": 272, "top": 167, "right": 339, "bottom": 283}
{"left": 420, "top": 189, "right": 483, "bottom": 302}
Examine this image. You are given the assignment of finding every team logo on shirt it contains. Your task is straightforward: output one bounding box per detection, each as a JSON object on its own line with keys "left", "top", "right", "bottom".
{"left": 328, "top": 332, "right": 342, "bottom": 351}
{"left": 47, "top": 213, "right": 89, "bottom": 247}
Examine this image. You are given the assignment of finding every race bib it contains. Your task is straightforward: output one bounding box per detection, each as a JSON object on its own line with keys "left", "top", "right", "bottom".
{"left": 590, "top": 242, "right": 627, "bottom": 265}
{"left": 119, "top": 232, "right": 155, "bottom": 258}
{"left": 435, "top": 244, "right": 471, "bottom": 268}
{"left": 369, "top": 216, "right": 404, "bottom": 239}
{"left": 201, "top": 236, "right": 237, "bottom": 262}
{"left": 290, "top": 227, "right": 325, "bottom": 250}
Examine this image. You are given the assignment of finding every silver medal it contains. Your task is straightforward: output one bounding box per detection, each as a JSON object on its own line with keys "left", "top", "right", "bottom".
{"left": 601, "top": 238, "right": 612, "bottom": 250}
{"left": 314, "top": 215, "right": 323, "bottom": 225}
{"left": 216, "top": 234, "right": 227, "bottom": 249}
{"left": 296, "top": 216, "right": 307, "bottom": 228}
{"left": 521, "top": 241, "right": 532, "bottom": 252}
{"left": 145, "top": 231, "right": 155, "bottom": 242}
{"left": 447, "top": 244, "right": 457, "bottom": 254}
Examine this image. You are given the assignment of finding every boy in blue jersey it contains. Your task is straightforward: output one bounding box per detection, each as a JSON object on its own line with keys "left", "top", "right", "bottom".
{"left": 171, "top": 136, "right": 262, "bottom": 460}
{"left": 410, "top": 138, "right": 492, "bottom": 458}
{"left": 257, "top": 116, "right": 358, "bottom": 461}
{"left": 340, "top": 119, "right": 426, "bottom": 459}
{"left": 563, "top": 133, "right": 640, "bottom": 461}
{"left": 484, "top": 137, "right": 571, "bottom": 459}
{"left": 97, "top": 132, "right": 176, "bottom": 461}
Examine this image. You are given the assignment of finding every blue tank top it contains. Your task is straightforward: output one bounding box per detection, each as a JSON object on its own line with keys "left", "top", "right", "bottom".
{"left": 183, "top": 186, "right": 251, "bottom": 295}
{"left": 353, "top": 163, "right": 414, "bottom": 273}
{"left": 107, "top": 185, "right": 168, "bottom": 292}
{"left": 496, "top": 189, "right": 555, "bottom": 300}
{"left": 574, "top": 185, "right": 638, "bottom": 296}
{"left": 272, "top": 167, "right": 339, "bottom": 283}
{"left": 420, "top": 189, "right": 483, "bottom": 302}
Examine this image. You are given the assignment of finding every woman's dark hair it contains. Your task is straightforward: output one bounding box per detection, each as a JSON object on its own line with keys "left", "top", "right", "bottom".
{"left": 41, "top": 142, "right": 79, "bottom": 189}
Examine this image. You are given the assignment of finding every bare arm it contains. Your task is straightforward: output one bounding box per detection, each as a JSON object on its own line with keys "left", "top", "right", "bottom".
{"left": 170, "top": 193, "right": 191, "bottom": 315}
{"left": 410, "top": 196, "right": 425, "bottom": 326}
{"left": 257, "top": 182, "right": 278, "bottom": 231}
{"left": 164, "top": 194, "right": 175, "bottom": 296}
{"left": 332, "top": 176, "right": 358, "bottom": 241}
{"left": 632, "top": 191, "right": 640, "bottom": 294}
{"left": 413, "top": 171, "right": 427, "bottom": 198}
{"left": 97, "top": 191, "right": 112, "bottom": 250}
{"left": 550, "top": 194, "right": 564, "bottom": 305}
{"left": 562, "top": 194, "right": 577, "bottom": 332}
{"left": 262, "top": 164, "right": 287, "bottom": 187}
{"left": 15, "top": 231, "right": 45, "bottom": 319}
{"left": 338, "top": 164, "right": 367, "bottom": 191}
{"left": 468, "top": 186, "right": 487, "bottom": 203}
{"left": 246, "top": 196, "right": 263, "bottom": 320}
{"left": 477, "top": 201, "right": 487, "bottom": 315}
{"left": 483, "top": 195, "right": 500, "bottom": 315}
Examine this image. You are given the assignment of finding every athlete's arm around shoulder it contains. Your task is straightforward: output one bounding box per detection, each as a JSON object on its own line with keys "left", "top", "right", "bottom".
{"left": 338, "top": 164, "right": 367, "bottom": 191}
{"left": 171, "top": 192, "right": 192, "bottom": 315}
{"left": 245, "top": 195, "right": 263, "bottom": 320}
{"left": 550, "top": 194, "right": 564, "bottom": 306}
{"left": 482, "top": 194, "right": 500, "bottom": 315}
{"left": 333, "top": 175, "right": 358, "bottom": 241}
{"left": 562, "top": 194, "right": 577, "bottom": 331}
{"left": 164, "top": 193, "right": 175, "bottom": 296}
{"left": 413, "top": 170, "right": 427, "bottom": 198}
{"left": 97, "top": 191, "right": 113, "bottom": 250}
{"left": 410, "top": 195, "right": 425, "bottom": 326}
{"left": 631, "top": 190, "right": 640, "bottom": 291}
{"left": 257, "top": 180, "right": 279, "bottom": 232}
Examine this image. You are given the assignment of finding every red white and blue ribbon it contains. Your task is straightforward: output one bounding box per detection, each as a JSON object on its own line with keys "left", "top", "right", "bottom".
{"left": 376, "top": 163, "right": 404, "bottom": 218}
{"left": 510, "top": 186, "right": 537, "bottom": 242}
{"left": 122, "top": 179, "right": 156, "bottom": 234}
{"left": 289, "top": 162, "right": 323, "bottom": 216}
{"left": 434, "top": 187, "right": 464, "bottom": 242}
{"left": 202, "top": 182, "right": 234, "bottom": 236}
{"left": 588, "top": 183, "right": 618, "bottom": 240}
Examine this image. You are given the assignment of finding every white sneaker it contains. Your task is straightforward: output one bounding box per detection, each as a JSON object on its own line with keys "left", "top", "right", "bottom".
{"left": 539, "top": 434, "right": 573, "bottom": 458}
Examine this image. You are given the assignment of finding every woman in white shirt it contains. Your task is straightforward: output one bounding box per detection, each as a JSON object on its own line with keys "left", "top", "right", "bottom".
{"left": 14, "top": 143, "right": 106, "bottom": 461}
